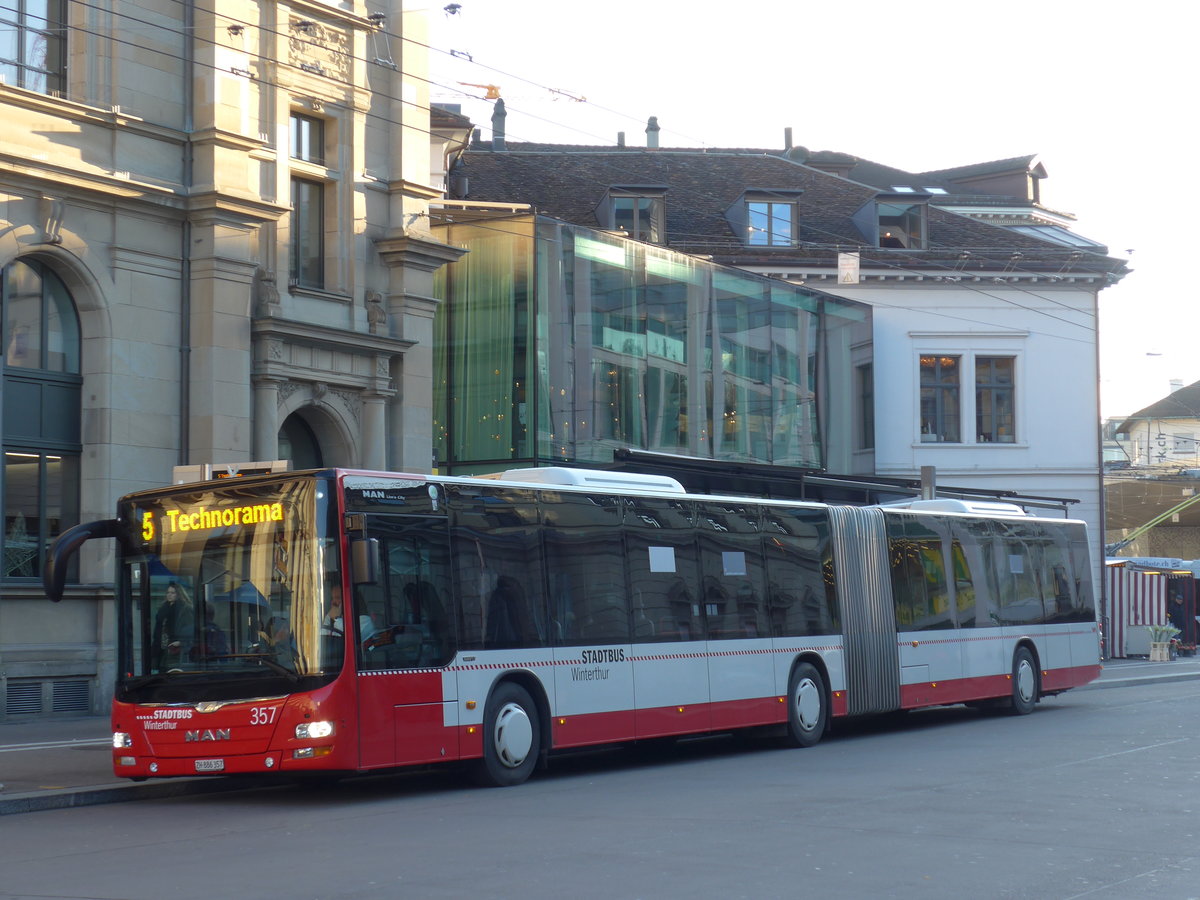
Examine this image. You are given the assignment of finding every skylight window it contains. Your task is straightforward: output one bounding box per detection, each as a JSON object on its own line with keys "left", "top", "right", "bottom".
{"left": 1007, "top": 225, "right": 1105, "bottom": 249}
{"left": 923, "top": 186, "right": 948, "bottom": 195}
{"left": 890, "top": 186, "right": 917, "bottom": 193}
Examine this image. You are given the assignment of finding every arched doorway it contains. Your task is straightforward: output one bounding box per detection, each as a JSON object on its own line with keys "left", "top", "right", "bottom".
{"left": 277, "top": 412, "right": 323, "bottom": 470}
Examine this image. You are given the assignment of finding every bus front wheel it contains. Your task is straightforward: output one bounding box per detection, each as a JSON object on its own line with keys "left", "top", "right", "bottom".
{"left": 472, "top": 681, "right": 540, "bottom": 787}
{"left": 1009, "top": 647, "right": 1039, "bottom": 716}
{"left": 786, "top": 663, "right": 827, "bottom": 747}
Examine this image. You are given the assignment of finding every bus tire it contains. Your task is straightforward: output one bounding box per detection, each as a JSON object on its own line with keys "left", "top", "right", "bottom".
{"left": 1009, "top": 647, "right": 1039, "bottom": 716}
{"left": 472, "top": 681, "right": 540, "bottom": 787}
{"left": 786, "top": 662, "right": 827, "bottom": 748}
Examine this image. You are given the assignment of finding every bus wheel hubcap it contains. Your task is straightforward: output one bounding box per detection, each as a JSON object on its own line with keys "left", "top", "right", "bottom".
{"left": 494, "top": 702, "right": 533, "bottom": 768}
{"left": 1016, "top": 661, "right": 1035, "bottom": 702}
{"left": 794, "top": 679, "right": 820, "bottom": 731}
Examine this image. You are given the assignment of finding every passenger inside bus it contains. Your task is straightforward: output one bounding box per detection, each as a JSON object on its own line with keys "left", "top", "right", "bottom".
{"left": 486, "top": 575, "right": 531, "bottom": 648}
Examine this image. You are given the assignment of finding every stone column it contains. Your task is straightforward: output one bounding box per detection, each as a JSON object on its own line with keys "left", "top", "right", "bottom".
{"left": 374, "top": 231, "right": 466, "bottom": 473}
{"left": 361, "top": 391, "right": 388, "bottom": 470}
{"left": 252, "top": 375, "right": 284, "bottom": 461}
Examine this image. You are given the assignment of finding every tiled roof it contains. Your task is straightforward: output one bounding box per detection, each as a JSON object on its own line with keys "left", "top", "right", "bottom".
{"left": 1117, "top": 381, "right": 1200, "bottom": 431}
{"left": 455, "top": 144, "right": 1126, "bottom": 274}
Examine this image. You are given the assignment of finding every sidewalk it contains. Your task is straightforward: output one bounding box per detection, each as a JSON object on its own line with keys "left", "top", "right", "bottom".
{"left": 2, "top": 657, "right": 1198, "bottom": 815}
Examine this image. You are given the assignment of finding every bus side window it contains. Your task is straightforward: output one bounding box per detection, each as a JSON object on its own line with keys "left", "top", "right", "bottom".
{"left": 541, "top": 492, "right": 628, "bottom": 647}
{"left": 696, "top": 501, "right": 766, "bottom": 640}
{"left": 762, "top": 508, "right": 836, "bottom": 637}
{"left": 449, "top": 485, "right": 548, "bottom": 652}
{"left": 624, "top": 498, "right": 701, "bottom": 643}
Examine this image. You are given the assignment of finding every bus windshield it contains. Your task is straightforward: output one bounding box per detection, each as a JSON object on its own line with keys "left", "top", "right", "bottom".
{"left": 116, "top": 476, "right": 340, "bottom": 702}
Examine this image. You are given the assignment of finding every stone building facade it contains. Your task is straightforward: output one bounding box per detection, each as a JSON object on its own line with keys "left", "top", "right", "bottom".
{"left": 0, "top": 1, "right": 464, "bottom": 718}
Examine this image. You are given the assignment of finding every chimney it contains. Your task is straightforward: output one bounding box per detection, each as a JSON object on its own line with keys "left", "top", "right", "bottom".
{"left": 1170, "top": 379, "right": 1184, "bottom": 393}
{"left": 617, "top": 131, "right": 625, "bottom": 147}
{"left": 646, "top": 116, "right": 659, "bottom": 149}
{"left": 491, "top": 98, "right": 506, "bottom": 151}
{"left": 784, "top": 127, "right": 793, "bottom": 151}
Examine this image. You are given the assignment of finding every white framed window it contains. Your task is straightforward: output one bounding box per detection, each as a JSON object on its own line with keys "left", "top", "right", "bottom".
{"left": 0, "top": 0, "right": 66, "bottom": 95}
{"left": 919, "top": 355, "right": 961, "bottom": 442}
{"left": 287, "top": 110, "right": 337, "bottom": 292}
{"left": 975, "top": 356, "right": 1015, "bottom": 442}
{"left": 746, "top": 200, "right": 795, "bottom": 246}
{"left": 603, "top": 189, "right": 665, "bottom": 243}
{"left": 290, "top": 113, "right": 325, "bottom": 165}
{"left": 289, "top": 177, "right": 325, "bottom": 289}
{"left": 917, "top": 351, "right": 1019, "bottom": 445}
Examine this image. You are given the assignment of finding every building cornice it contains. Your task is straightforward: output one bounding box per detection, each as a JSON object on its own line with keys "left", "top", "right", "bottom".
{"left": 252, "top": 316, "right": 415, "bottom": 356}
{"left": 375, "top": 230, "right": 468, "bottom": 272}
{"left": 187, "top": 190, "right": 290, "bottom": 226}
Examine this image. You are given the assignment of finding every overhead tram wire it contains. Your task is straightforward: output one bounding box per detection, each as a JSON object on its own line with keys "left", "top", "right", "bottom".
{"left": 64, "top": 0, "right": 1121, "bottom": 339}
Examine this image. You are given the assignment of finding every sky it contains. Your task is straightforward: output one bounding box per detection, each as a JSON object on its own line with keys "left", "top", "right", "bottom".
{"left": 423, "top": 0, "right": 1197, "bottom": 420}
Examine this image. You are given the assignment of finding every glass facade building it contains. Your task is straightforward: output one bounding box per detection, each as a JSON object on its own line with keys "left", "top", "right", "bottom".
{"left": 432, "top": 213, "right": 871, "bottom": 475}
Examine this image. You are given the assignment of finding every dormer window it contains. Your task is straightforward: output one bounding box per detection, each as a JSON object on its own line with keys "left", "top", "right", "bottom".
{"left": 600, "top": 188, "right": 666, "bottom": 243}
{"left": 746, "top": 200, "right": 795, "bottom": 246}
{"left": 877, "top": 200, "right": 926, "bottom": 249}
{"left": 725, "top": 190, "right": 802, "bottom": 248}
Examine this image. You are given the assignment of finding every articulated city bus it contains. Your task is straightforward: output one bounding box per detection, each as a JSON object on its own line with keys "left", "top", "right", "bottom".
{"left": 44, "top": 466, "right": 1100, "bottom": 786}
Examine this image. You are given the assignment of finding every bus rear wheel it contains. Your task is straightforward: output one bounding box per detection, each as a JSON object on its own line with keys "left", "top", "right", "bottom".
{"left": 472, "top": 681, "right": 540, "bottom": 787}
{"left": 786, "top": 663, "right": 827, "bottom": 747}
{"left": 1008, "top": 647, "right": 1039, "bottom": 716}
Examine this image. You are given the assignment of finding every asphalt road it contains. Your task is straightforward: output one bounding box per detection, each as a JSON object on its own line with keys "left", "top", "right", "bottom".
{"left": 2, "top": 678, "right": 1199, "bottom": 900}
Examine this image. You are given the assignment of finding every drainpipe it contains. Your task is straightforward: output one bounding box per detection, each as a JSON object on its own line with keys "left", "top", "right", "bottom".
{"left": 178, "top": 0, "right": 194, "bottom": 467}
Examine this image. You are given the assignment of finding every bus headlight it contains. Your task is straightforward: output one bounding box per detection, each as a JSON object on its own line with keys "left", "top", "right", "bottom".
{"left": 113, "top": 732, "right": 133, "bottom": 749}
{"left": 295, "top": 721, "right": 334, "bottom": 740}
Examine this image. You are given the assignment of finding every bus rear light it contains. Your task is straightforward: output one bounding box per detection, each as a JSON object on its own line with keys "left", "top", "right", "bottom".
{"left": 113, "top": 732, "right": 132, "bottom": 749}
{"left": 295, "top": 721, "right": 334, "bottom": 739}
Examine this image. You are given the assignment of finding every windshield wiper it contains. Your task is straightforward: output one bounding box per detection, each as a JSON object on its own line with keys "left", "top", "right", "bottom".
{"left": 250, "top": 654, "right": 301, "bottom": 682}
{"left": 124, "top": 673, "right": 173, "bottom": 690}
{"left": 200, "top": 651, "right": 301, "bottom": 682}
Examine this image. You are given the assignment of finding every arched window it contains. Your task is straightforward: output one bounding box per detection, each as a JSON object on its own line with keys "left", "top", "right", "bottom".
{"left": 2, "top": 259, "right": 81, "bottom": 581}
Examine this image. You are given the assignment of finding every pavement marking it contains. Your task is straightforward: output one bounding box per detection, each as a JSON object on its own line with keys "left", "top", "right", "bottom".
{"left": 1059, "top": 737, "right": 1190, "bottom": 767}
{"left": 0, "top": 739, "right": 110, "bottom": 753}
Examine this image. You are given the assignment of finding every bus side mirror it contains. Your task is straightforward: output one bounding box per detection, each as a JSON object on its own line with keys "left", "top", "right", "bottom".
{"left": 351, "top": 537, "right": 380, "bottom": 586}
{"left": 44, "top": 519, "right": 124, "bottom": 602}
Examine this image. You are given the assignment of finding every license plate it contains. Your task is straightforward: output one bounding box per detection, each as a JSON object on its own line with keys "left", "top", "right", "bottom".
{"left": 194, "top": 758, "right": 225, "bottom": 772}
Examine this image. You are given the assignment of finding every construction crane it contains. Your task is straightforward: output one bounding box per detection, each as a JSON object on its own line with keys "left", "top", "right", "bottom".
{"left": 458, "top": 82, "right": 501, "bottom": 99}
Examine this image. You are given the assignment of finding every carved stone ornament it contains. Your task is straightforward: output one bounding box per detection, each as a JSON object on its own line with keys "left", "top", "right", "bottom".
{"left": 288, "top": 16, "right": 351, "bottom": 82}
{"left": 366, "top": 290, "right": 388, "bottom": 334}
{"left": 39, "top": 196, "right": 64, "bottom": 245}
{"left": 255, "top": 268, "right": 282, "bottom": 317}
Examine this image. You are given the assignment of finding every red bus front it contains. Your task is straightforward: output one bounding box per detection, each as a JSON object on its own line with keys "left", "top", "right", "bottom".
{"left": 109, "top": 472, "right": 373, "bottom": 778}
